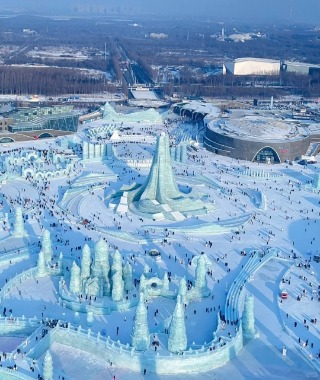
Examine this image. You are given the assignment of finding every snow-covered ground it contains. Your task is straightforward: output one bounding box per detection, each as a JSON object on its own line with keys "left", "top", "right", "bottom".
{"left": 0, "top": 107, "right": 320, "bottom": 379}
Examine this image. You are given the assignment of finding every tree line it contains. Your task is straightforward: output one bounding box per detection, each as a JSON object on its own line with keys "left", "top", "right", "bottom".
{"left": 0, "top": 65, "right": 116, "bottom": 95}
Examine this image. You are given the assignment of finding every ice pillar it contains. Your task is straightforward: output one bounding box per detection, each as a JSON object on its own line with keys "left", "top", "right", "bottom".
{"left": 42, "top": 229, "right": 53, "bottom": 262}
{"left": 43, "top": 351, "right": 53, "bottom": 380}
{"left": 242, "top": 293, "right": 256, "bottom": 340}
{"left": 92, "top": 239, "right": 110, "bottom": 296}
{"left": 13, "top": 207, "right": 26, "bottom": 237}
{"left": 36, "top": 250, "right": 47, "bottom": 278}
{"left": 81, "top": 244, "right": 91, "bottom": 281}
{"left": 178, "top": 277, "right": 188, "bottom": 305}
{"left": 69, "top": 261, "right": 81, "bottom": 294}
{"left": 132, "top": 293, "right": 150, "bottom": 351}
{"left": 195, "top": 255, "right": 207, "bottom": 294}
{"left": 123, "top": 262, "right": 133, "bottom": 292}
{"left": 168, "top": 295, "right": 187, "bottom": 353}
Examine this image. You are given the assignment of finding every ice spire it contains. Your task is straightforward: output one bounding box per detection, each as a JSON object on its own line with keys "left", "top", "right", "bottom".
{"left": 139, "top": 274, "right": 147, "bottom": 293}
{"left": 314, "top": 173, "right": 320, "bottom": 189}
{"left": 69, "top": 261, "right": 81, "bottom": 294}
{"left": 168, "top": 295, "right": 187, "bottom": 353}
{"left": 133, "top": 132, "right": 181, "bottom": 204}
{"left": 161, "top": 272, "right": 170, "bottom": 294}
{"left": 111, "top": 249, "right": 122, "bottom": 276}
{"left": 111, "top": 271, "right": 124, "bottom": 302}
{"left": 36, "top": 250, "right": 47, "bottom": 277}
{"left": 13, "top": 207, "right": 26, "bottom": 237}
{"left": 195, "top": 255, "right": 207, "bottom": 293}
{"left": 43, "top": 350, "right": 53, "bottom": 380}
{"left": 123, "top": 261, "right": 133, "bottom": 292}
{"left": 242, "top": 293, "right": 256, "bottom": 340}
{"left": 91, "top": 239, "right": 110, "bottom": 296}
{"left": 132, "top": 293, "right": 150, "bottom": 351}
{"left": 81, "top": 244, "right": 91, "bottom": 281}
{"left": 42, "top": 229, "right": 53, "bottom": 262}
{"left": 178, "top": 277, "right": 188, "bottom": 305}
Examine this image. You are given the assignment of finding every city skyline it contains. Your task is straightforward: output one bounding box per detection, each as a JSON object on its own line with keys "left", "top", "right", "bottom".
{"left": 0, "top": 0, "right": 319, "bottom": 24}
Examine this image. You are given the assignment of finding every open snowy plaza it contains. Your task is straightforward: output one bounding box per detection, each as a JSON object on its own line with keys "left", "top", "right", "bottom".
{"left": 0, "top": 102, "right": 320, "bottom": 380}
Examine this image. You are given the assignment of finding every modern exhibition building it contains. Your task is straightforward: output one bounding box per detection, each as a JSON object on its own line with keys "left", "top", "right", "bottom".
{"left": 223, "top": 58, "right": 280, "bottom": 76}
{"left": 173, "top": 101, "right": 320, "bottom": 163}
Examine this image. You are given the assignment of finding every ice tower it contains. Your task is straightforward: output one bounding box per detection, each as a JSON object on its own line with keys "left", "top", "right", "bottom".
{"left": 111, "top": 271, "right": 124, "bottom": 301}
{"left": 91, "top": 239, "right": 110, "bottom": 296}
{"left": 43, "top": 350, "right": 53, "bottom": 380}
{"left": 130, "top": 132, "right": 213, "bottom": 220}
{"left": 132, "top": 293, "right": 150, "bottom": 351}
{"left": 12, "top": 207, "right": 26, "bottom": 237}
{"left": 69, "top": 261, "right": 81, "bottom": 294}
{"left": 81, "top": 244, "right": 91, "bottom": 282}
{"left": 178, "top": 277, "right": 188, "bottom": 305}
{"left": 123, "top": 262, "right": 133, "bottom": 292}
{"left": 41, "top": 229, "right": 53, "bottom": 262}
{"left": 242, "top": 293, "right": 256, "bottom": 340}
{"left": 36, "top": 251, "right": 47, "bottom": 278}
{"left": 195, "top": 255, "right": 208, "bottom": 295}
{"left": 314, "top": 173, "right": 320, "bottom": 189}
{"left": 168, "top": 295, "right": 187, "bottom": 353}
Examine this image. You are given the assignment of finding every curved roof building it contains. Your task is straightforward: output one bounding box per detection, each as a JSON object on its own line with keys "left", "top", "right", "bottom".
{"left": 204, "top": 109, "right": 320, "bottom": 163}
{"left": 173, "top": 100, "right": 320, "bottom": 163}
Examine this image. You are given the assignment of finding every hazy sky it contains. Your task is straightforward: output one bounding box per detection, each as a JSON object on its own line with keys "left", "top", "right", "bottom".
{"left": 0, "top": 0, "right": 319, "bottom": 24}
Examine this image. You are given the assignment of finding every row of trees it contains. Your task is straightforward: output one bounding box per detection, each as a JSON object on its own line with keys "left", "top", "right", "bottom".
{"left": 0, "top": 66, "right": 116, "bottom": 95}
{"left": 162, "top": 71, "right": 320, "bottom": 98}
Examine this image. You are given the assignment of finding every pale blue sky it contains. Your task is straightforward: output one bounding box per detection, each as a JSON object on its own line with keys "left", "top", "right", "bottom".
{"left": 0, "top": 0, "right": 319, "bottom": 24}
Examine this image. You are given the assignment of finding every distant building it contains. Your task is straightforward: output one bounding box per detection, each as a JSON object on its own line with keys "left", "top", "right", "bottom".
{"left": 7, "top": 105, "right": 79, "bottom": 133}
{"left": 282, "top": 61, "right": 320, "bottom": 76}
{"left": 223, "top": 58, "right": 280, "bottom": 76}
{"left": 0, "top": 117, "right": 14, "bottom": 132}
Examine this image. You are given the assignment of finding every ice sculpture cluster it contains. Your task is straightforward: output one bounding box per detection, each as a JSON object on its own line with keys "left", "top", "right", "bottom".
{"left": 0, "top": 148, "right": 74, "bottom": 181}
{"left": 65, "top": 240, "right": 132, "bottom": 301}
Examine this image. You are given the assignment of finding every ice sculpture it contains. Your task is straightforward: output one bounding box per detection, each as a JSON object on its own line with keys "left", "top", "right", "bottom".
{"left": 36, "top": 250, "right": 47, "bottom": 277}
{"left": 84, "top": 277, "right": 100, "bottom": 298}
{"left": 178, "top": 277, "right": 188, "bottom": 305}
{"left": 43, "top": 350, "right": 53, "bottom": 380}
{"left": 69, "top": 261, "right": 81, "bottom": 294}
{"left": 131, "top": 293, "right": 150, "bottom": 351}
{"left": 195, "top": 255, "right": 208, "bottom": 294}
{"left": 13, "top": 207, "right": 26, "bottom": 237}
{"left": 111, "top": 271, "right": 124, "bottom": 301}
{"left": 168, "top": 295, "right": 187, "bottom": 353}
{"left": 58, "top": 252, "right": 63, "bottom": 273}
{"left": 161, "top": 272, "right": 170, "bottom": 294}
{"left": 91, "top": 239, "right": 110, "bottom": 296}
{"left": 111, "top": 249, "right": 122, "bottom": 276}
{"left": 81, "top": 244, "right": 91, "bottom": 281}
{"left": 123, "top": 262, "right": 133, "bottom": 292}
{"left": 87, "top": 311, "right": 94, "bottom": 327}
{"left": 42, "top": 229, "right": 53, "bottom": 262}
{"left": 242, "top": 293, "right": 256, "bottom": 340}
{"left": 139, "top": 274, "right": 147, "bottom": 293}
{"left": 130, "top": 132, "right": 212, "bottom": 220}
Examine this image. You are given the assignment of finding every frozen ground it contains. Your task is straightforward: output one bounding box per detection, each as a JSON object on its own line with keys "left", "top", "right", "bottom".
{"left": 0, "top": 107, "right": 320, "bottom": 379}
